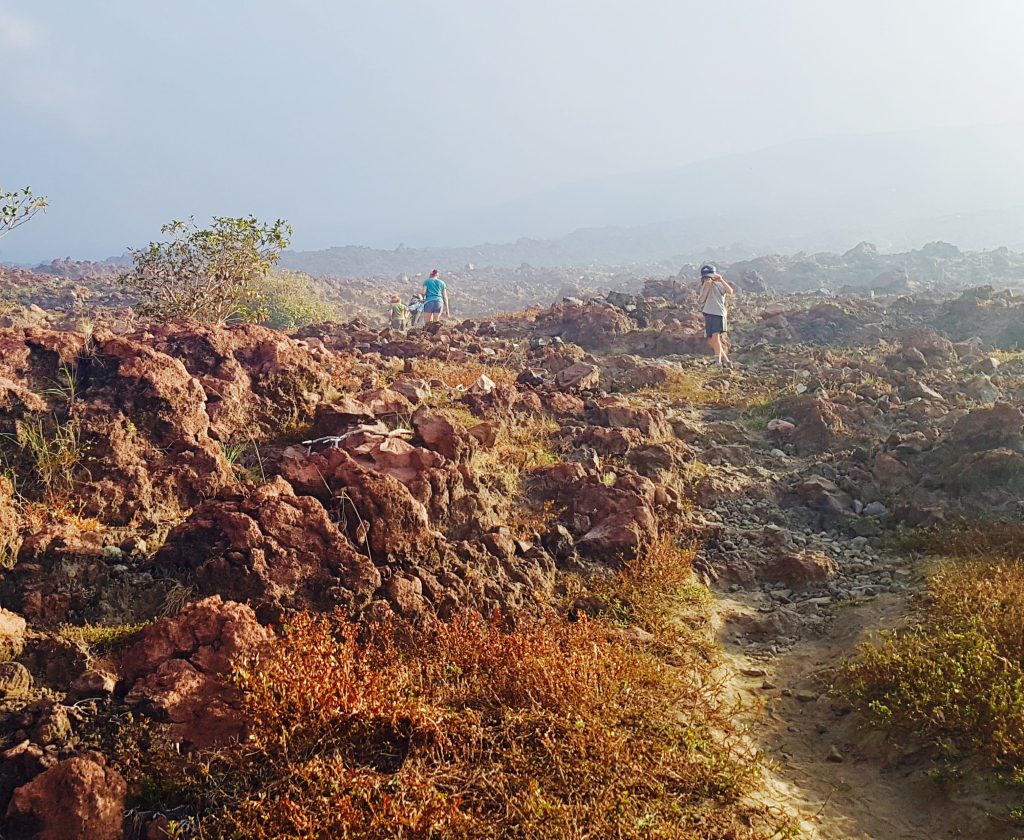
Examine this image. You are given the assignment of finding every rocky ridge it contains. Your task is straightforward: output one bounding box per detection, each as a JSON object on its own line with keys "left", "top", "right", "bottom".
{"left": 0, "top": 281, "right": 1021, "bottom": 837}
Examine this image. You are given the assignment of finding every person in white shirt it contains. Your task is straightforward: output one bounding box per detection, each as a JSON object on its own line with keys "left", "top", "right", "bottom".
{"left": 697, "top": 264, "right": 735, "bottom": 366}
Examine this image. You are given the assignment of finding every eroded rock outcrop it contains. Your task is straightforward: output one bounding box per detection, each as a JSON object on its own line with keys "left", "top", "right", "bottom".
{"left": 153, "top": 477, "right": 382, "bottom": 617}
{"left": 5, "top": 753, "right": 126, "bottom": 840}
{"left": 119, "top": 596, "right": 270, "bottom": 749}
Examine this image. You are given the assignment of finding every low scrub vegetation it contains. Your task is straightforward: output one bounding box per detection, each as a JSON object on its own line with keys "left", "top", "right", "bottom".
{"left": 122, "top": 216, "right": 291, "bottom": 324}
{"left": 259, "top": 269, "right": 338, "bottom": 330}
{"left": 122, "top": 538, "right": 783, "bottom": 839}
{"left": 839, "top": 524, "right": 1024, "bottom": 768}
{"left": 58, "top": 621, "right": 148, "bottom": 652}
{"left": 639, "top": 368, "right": 787, "bottom": 413}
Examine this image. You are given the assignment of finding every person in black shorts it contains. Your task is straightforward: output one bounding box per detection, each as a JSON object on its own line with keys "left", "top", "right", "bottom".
{"left": 697, "top": 264, "right": 734, "bottom": 366}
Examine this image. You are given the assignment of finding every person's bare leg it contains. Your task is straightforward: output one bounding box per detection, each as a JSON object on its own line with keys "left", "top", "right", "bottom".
{"left": 720, "top": 333, "right": 731, "bottom": 365}
{"left": 709, "top": 333, "right": 723, "bottom": 364}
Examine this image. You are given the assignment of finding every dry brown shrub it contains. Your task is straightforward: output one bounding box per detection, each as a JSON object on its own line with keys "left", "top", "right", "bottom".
{"left": 22, "top": 499, "right": 103, "bottom": 534}
{"left": 126, "top": 547, "right": 783, "bottom": 838}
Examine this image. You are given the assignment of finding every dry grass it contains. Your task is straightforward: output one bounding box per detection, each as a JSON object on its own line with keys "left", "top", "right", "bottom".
{"left": 636, "top": 368, "right": 788, "bottom": 414}
{"left": 412, "top": 358, "right": 519, "bottom": 389}
{"left": 428, "top": 403, "right": 559, "bottom": 508}
{"left": 21, "top": 499, "right": 103, "bottom": 533}
{"left": 839, "top": 523, "right": 1024, "bottom": 769}
{"left": 3, "top": 414, "right": 84, "bottom": 499}
{"left": 123, "top": 539, "right": 785, "bottom": 840}
{"left": 472, "top": 414, "right": 560, "bottom": 477}
{"left": 635, "top": 369, "right": 716, "bottom": 406}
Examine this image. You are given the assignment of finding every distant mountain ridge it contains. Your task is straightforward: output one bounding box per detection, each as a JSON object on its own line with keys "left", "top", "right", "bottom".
{"left": 401, "top": 124, "right": 1024, "bottom": 248}
{"left": 282, "top": 125, "right": 1024, "bottom": 274}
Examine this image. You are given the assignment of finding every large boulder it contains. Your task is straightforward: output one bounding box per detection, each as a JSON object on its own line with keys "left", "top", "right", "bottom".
{"left": 554, "top": 362, "right": 601, "bottom": 392}
{"left": 281, "top": 427, "right": 498, "bottom": 544}
{"left": 536, "top": 301, "right": 633, "bottom": 350}
{"left": 777, "top": 395, "right": 844, "bottom": 452}
{"left": 0, "top": 329, "right": 232, "bottom": 525}
{"left": 5, "top": 753, "right": 126, "bottom": 840}
{"left": 136, "top": 321, "right": 334, "bottom": 441}
{"left": 528, "top": 462, "right": 663, "bottom": 561}
{"left": 599, "top": 355, "right": 671, "bottom": 391}
{"left": 310, "top": 396, "right": 375, "bottom": 436}
{"left": 279, "top": 447, "right": 433, "bottom": 557}
{"left": 946, "top": 403, "right": 1024, "bottom": 453}
{"left": 153, "top": 477, "right": 381, "bottom": 615}
{"left": 763, "top": 549, "right": 837, "bottom": 586}
{"left": 952, "top": 449, "right": 1024, "bottom": 496}
{"left": 412, "top": 407, "right": 478, "bottom": 462}
{"left": 899, "top": 328, "right": 957, "bottom": 367}
{"left": 789, "top": 476, "right": 854, "bottom": 517}
{"left": 119, "top": 597, "right": 270, "bottom": 749}
{"left": 586, "top": 397, "right": 672, "bottom": 441}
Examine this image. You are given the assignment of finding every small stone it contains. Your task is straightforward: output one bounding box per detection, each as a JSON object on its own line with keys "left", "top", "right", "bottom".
{"left": 0, "top": 662, "right": 33, "bottom": 698}
{"left": 740, "top": 667, "right": 767, "bottom": 678}
{"left": 71, "top": 669, "right": 117, "bottom": 697}
{"left": 795, "top": 690, "right": 819, "bottom": 703}
{"left": 0, "top": 608, "right": 27, "bottom": 661}
{"left": 826, "top": 745, "right": 844, "bottom": 762}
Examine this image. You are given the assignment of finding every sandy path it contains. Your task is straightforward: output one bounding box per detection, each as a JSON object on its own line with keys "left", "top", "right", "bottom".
{"left": 718, "top": 589, "right": 1014, "bottom": 839}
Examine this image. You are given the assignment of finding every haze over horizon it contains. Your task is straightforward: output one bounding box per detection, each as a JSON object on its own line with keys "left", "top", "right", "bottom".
{"left": 4, "top": 1, "right": 1024, "bottom": 264}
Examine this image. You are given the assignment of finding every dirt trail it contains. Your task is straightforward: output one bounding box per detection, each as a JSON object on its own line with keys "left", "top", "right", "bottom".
{"left": 682, "top": 365, "right": 1016, "bottom": 839}
{"left": 717, "top": 576, "right": 1014, "bottom": 839}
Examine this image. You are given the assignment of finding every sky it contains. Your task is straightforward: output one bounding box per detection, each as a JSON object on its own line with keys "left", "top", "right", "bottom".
{"left": 3, "top": 0, "right": 1024, "bottom": 262}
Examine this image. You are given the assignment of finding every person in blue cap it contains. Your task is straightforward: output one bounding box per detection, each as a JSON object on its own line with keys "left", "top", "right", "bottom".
{"left": 697, "top": 264, "right": 734, "bottom": 366}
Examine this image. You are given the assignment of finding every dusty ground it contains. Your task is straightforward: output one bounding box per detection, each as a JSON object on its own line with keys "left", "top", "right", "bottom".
{"left": 719, "top": 574, "right": 1018, "bottom": 839}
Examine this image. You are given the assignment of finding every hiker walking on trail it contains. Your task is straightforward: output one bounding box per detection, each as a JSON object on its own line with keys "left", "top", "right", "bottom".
{"left": 698, "top": 264, "right": 734, "bottom": 366}
{"left": 389, "top": 294, "right": 409, "bottom": 331}
{"left": 422, "top": 269, "right": 449, "bottom": 323}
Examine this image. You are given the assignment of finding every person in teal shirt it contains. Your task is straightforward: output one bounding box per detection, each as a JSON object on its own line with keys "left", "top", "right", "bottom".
{"left": 421, "top": 269, "right": 449, "bottom": 323}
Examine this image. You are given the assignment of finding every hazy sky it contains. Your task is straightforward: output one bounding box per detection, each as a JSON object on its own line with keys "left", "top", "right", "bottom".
{"left": 3, "top": 0, "right": 1024, "bottom": 261}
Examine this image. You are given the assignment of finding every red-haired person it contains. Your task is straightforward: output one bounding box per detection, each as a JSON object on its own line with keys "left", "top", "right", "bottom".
{"left": 422, "top": 269, "right": 449, "bottom": 323}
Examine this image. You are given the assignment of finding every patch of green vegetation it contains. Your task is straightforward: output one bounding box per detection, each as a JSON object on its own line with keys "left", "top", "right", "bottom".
{"left": 838, "top": 524, "right": 1024, "bottom": 770}
{"left": 58, "top": 621, "right": 149, "bottom": 651}
{"left": 741, "top": 398, "right": 781, "bottom": 430}
{"left": 259, "top": 269, "right": 339, "bottom": 331}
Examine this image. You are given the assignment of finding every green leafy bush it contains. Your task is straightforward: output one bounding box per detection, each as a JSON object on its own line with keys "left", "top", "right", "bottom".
{"left": 1, "top": 186, "right": 47, "bottom": 239}
{"left": 257, "top": 269, "right": 337, "bottom": 330}
{"left": 840, "top": 531, "right": 1024, "bottom": 768}
{"left": 121, "top": 216, "right": 291, "bottom": 324}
